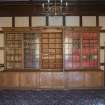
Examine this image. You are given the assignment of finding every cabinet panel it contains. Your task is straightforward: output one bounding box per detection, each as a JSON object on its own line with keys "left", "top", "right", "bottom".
{"left": 99, "top": 16, "right": 105, "bottom": 30}
{"left": 0, "top": 71, "right": 104, "bottom": 89}
{"left": 15, "top": 17, "right": 29, "bottom": 27}
{"left": 82, "top": 16, "right": 96, "bottom": 26}
{"left": 72, "top": 72, "right": 85, "bottom": 88}
{"left": 32, "top": 16, "right": 46, "bottom": 27}
{"left": 85, "top": 71, "right": 104, "bottom": 88}
{"left": 65, "top": 16, "right": 80, "bottom": 26}
{"left": 0, "top": 17, "right": 12, "bottom": 27}
{"left": 0, "top": 72, "right": 19, "bottom": 88}
{"left": 39, "top": 72, "right": 52, "bottom": 89}
{"left": 65, "top": 72, "right": 73, "bottom": 88}
{"left": 49, "top": 16, "right": 63, "bottom": 26}
{"left": 20, "top": 72, "right": 38, "bottom": 88}
{"left": 65, "top": 72, "right": 85, "bottom": 88}
{"left": 52, "top": 72, "right": 64, "bottom": 89}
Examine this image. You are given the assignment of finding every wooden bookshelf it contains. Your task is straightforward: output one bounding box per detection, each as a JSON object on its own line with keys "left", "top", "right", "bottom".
{"left": 6, "top": 33, "right": 23, "bottom": 69}
{"left": 64, "top": 27, "right": 100, "bottom": 70}
{"left": 24, "top": 33, "right": 40, "bottom": 69}
{"left": 3, "top": 27, "right": 100, "bottom": 71}
{"left": 0, "top": 27, "right": 103, "bottom": 89}
{"left": 41, "top": 32, "right": 63, "bottom": 70}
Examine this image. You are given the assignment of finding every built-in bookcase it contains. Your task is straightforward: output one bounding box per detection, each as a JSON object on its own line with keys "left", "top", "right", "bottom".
{"left": 64, "top": 28, "right": 99, "bottom": 70}
{"left": 4, "top": 27, "right": 100, "bottom": 71}
{"left": 41, "top": 32, "right": 63, "bottom": 70}
{"left": 6, "top": 33, "right": 23, "bottom": 69}
{"left": 24, "top": 33, "right": 40, "bottom": 69}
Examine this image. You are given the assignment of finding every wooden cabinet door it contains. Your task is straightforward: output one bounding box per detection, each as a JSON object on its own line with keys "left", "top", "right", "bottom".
{"left": 65, "top": 72, "right": 85, "bottom": 89}
{"left": 39, "top": 72, "right": 52, "bottom": 89}
{"left": 52, "top": 72, "right": 64, "bottom": 89}
{"left": 85, "top": 71, "right": 104, "bottom": 88}
{"left": 19, "top": 72, "right": 38, "bottom": 88}
{"left": 65, "top": 72, "right": 73, "bottom": 89}
{"left": 0, "top": 72, "right": 19, "bottom": 88}
{"left": 72, "top": 72, "right": 85, "bottom": 88}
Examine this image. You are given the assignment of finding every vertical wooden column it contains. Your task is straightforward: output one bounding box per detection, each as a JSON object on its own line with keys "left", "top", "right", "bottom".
{"left": 29, "top": 16, "right": 32, "bottom": 27}
{"left": 12, "top": 17, "right": 15, "bottom": 28}
{"left": 80, "top": 16, "right": 82, "bottom": 27}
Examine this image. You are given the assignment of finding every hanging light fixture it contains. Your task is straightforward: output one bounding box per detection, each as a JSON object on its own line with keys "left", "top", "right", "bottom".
{"left": 42, "top": 0, "right": 68, "bottom": 16}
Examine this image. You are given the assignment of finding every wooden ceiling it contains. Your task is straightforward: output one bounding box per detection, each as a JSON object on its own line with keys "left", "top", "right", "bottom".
{"left": 0, "top": 0, "right": 105, "bottom": 16}
{"left": 0, "top": 0, "right": 105, "bottom": 5}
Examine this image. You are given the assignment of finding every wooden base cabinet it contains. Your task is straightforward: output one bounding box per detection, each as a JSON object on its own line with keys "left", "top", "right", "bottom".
{"left": 0, "top": 71, "right": 104, "bottom": 89}
{"left": 0, "top": 72, "right": 19, "bottom": 88}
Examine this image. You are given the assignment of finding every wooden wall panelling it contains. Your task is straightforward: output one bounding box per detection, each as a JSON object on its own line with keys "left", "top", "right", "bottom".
{"left": 100, "top": 49, "right": 104, "bottom": 65}
{"left": 0, "top": 72, "right": 19, "bottom": 88}
{"left": 65, "top": 16, "right": 80, "bottom": 26}
{"left": 0, "top": 33, "right": 4, "bottom": 67}
{"left": 15, "top": 17, "right": 29, "bottom": 27}
{"left": 63, "top": 16, "right": 65, "bottom": 26}
{"left": 52, "top": 72, "right": 64, "bottom": 89}
{"left": 0, "top": 71, "right": 104, "bottom": 89}
{"left": 12, "top": 17, "right": 15, "bottom": 27}
{"left": 72, "top": 72, "right": 85, "bottom": 88}
{"left": 0, "top": 73, "right": 4, "bottom": 87}
{"left": 0, "top": 50, "right": 4, "bottom": 64}
{"left": 46, "top": 16, "right": 49, "bottom": 26}
{"left": 80, "top": 16, "right": 82, "bottom": 27}
{"left": 48, "top": 16, "right": 63, "bottom": 26}
{"left": 0, "top": 5, "right": 105, "bottom": 16}
{"left": 99, "top": 16, "right": 105, "bottom": 30}
{"left": 29, "top": 16, "right": 32, "bottom": 27}
{"left": 19, "top": 72, "right": 38, "bottom": 88}
{"left": 0, "top": 4, "right": 105, "bottom": 16}
{"left": 32, "top": 16, "right": 46, "bottom": 27}
{"left": 82, "top": 16, "right": 96, "bottom": 26}
{"left": 96, "top": 16, "right": 99, "bottom": 27}
{"left": 65, "top": 72, "right": 85, "bottom": 89}
{"left": 0, "top": 17, "right": 12, "bottom": 27}
{"left": 64, "top": 72, "right": 73, "bottom": 89}
{"left": 39, "top": 72, "right": 52, "bottom": 89}
{"left": 100, "top": 33, "right": 105, "bottom": 47}
{"left": 85, "top": 71, "right": 104, "bottom": 88}
{"left": 0, "top": 33, "right": 4, "bottom": 48}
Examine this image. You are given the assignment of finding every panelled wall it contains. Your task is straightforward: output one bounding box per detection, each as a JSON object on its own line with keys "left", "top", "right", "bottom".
{"left": 0, "top": 16, "right": 105, "bottom": 71}
{"left": 0, "top": 16, "right": 104, "bottom": 89}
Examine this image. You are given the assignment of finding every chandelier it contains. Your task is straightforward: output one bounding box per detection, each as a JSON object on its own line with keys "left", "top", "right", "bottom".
{"left": 42, "top": 0, "right": 68, "bottom": 16}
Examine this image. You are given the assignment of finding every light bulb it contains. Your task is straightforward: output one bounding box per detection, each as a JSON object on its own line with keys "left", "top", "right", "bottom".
{"left": 42, "top": 3, "right": 44, "bottom": 8}
{"left": 66, "top": 2, "right": 68, "bottom": 6}
{"left": 48, "top": 0, "right": 50, "bottom": 3}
